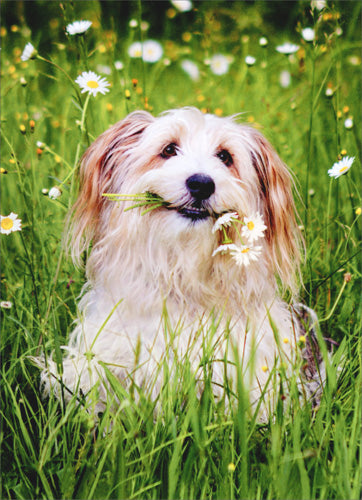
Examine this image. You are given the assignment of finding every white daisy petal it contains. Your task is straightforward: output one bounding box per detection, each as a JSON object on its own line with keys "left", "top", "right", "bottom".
{"left": 21, "top": 42, "right": 37, "bottom": 61}
{"left": 1, "top": 213, "right": 22, "bottom": 235}
{"left": 128, "top": 42, "right": 143, "bottom": 59}
{"left": 245, "top": 55, "right": 256, "bottom": 66}
{"left": 276, "top": 42, "right": 300, "bottom": 55}
{"left": 212, "top": 212, "right": 239, "bottom": 233}
{"left": 311, "top": 0, "right": 326, "bottom": 11}
{"left": 259, "top": 37, "right": 268, "bottom": 47}
{"left": 212, "top": 244, "right": 239, "bottom": 257}
{"left": 114, "top": 61, "right": 124, "bottom": 71}
{"left": 209, "top": 54, "right": 230, "bottom": 75}
{"left": 142, "top": 40, "right": 163, "bottom": 63}
{"left": 0, "top": 301, "right": 13, "bottom": 309}
{"left": 128, "top": 40, "right": 163, "bottom": 63}
{"left": 230, "top": 245, "right": 262, "bottom": 267}
{"left": 241, "top": 213, "right": 267, "bottom": 243}
{"left": 181, "top": 60, "right": 200, "bottom": 81}
{"left": 48, "top": 187, "right": 62, "bottom": 200}
{"left": 344, "top": 118, "right": 353, "bottom": 129}
{"left": 75, "top": 71, "right": 110, "bottom": 97}
{"left": 328, "top": 156, "right": 355, "bottom": 179}
{"left": 66, "top": 20, "right": 92, "bottom": 35}
{"left": 171, "top": 0, "right": 193, "bottom": 12}
{"left": 302, "top": 27, "right": 315, "bottom": 42}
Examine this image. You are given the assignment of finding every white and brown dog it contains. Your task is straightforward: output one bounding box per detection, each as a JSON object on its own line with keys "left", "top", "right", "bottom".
{"left": 40, "top": 107, "right": 323, "bottom": 415}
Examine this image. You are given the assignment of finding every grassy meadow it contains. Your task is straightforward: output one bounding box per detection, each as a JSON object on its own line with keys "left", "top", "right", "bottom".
{"left": 1, "top": 1, "right": 361, "bottom": 499}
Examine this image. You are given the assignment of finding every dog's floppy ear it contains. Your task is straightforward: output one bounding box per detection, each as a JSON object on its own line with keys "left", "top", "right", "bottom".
{"left": 247, "top": 128, "right": 302, "bottom": 292}
{"left": 69, "top": 110, "right": 154, "bottom": 263}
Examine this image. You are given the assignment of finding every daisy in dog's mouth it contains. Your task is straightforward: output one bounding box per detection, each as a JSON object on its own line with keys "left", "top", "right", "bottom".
{"left": 103, "top": 191, "right": 267, "bottom": 266}
{"left": 103, "top": 191, "right": 212, "bottom": 220}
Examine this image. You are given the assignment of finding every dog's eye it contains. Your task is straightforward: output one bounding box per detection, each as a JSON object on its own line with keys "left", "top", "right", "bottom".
{"left": 217, "top": 149, "right": 233, "bottom": 167}
{"left": 161, "top": 143, "right": 178, "bottom": 158}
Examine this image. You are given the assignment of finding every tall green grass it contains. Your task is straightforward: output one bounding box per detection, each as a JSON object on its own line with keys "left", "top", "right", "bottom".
{"left": 1, "top": 1, "right": 361, "bottom": 499}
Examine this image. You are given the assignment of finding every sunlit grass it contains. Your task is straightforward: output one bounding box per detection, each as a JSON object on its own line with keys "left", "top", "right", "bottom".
{"left": 1, "top": 1, "right": 361, "bottom": 499}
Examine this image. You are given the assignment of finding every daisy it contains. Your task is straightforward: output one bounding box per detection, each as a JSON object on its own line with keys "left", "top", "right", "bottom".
{"left": 66, "top": 20, "right": 92, "bottom": 35}
{"left": 280, "top": 70, "right": 291, "bottom": 88}
{"left": 212, "top": 212, "right": 239, "bottom": 233}
{"left": 245, "top": 55, "right": 256, "bottom": 66}
{"left": 241, "top": 213, "right": 267, "bottom": 243}
{"left": 75, "top": 71, "right": 110, "bottom": 97}
{"left": 311, "top": 0, "right": 326, "bottom": 10}
{"left": 96, "top": 64, "right": 111, "bottom": 75}
{"left": 171, "top": 0, "right": 193, "bottom": 11}
{"left": 142, "top": 40, "right": 163, "bottom": 63}
{"left": 344, "top": 118, "right": 353, "bottom": 129}
{"left": 181, "top": 60, "right": 200, "bottom": 81}
{"left": 328, "top": 156, "right": 355, "bottom": 178}
{"left": 21, "top": 42, "right": 37, "bottom": 61}
{"left": 1, "top": 213, "right": 22, "bottom": 235}
{"left": 48, "top": 186, "right": 62, "bottom": 199}
{"left": 129, "top": 19, "right": 138, "bottom": 28}
{"left": 0, "top": 301, "right": 13, "bottom": 309}
{"left": 212, "top": 243, "right": 239, "bottom": 257}
{"left": 230, "top": 244, "right": 262, "bottom": 267}
{"left": 276, "top": 43, "right": 300, "bottom": 55}
{"left": 128, "top": 42, "right": 143, "bottom": 59}
{"left": 114, "top": 60, "right": 124, "bottom": 71}
{"left": 209, "top": 54, "right": 230, "bottom": 76}
{"left": 259, "top": 37, "right": 268, "bottom": 47}
{"left": 301, "top": 27, "right": 315, "bottom": 42}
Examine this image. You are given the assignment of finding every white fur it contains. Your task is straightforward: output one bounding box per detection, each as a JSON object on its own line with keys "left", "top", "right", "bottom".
{"left": 39, "top": 108, "right": 309, "bottom": 416}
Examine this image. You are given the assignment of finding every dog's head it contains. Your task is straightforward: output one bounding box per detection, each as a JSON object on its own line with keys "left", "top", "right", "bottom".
{"left": 70, "top": 107, "right": 301, "bottom": 292}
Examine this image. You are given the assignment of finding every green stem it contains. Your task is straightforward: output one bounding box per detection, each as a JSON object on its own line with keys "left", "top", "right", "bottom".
{"left": 304, "top": 54, "right": 316, "bottom": 229}
{"left": 320, "top": 279, "right": 348, "bottom": 322}
{"left": 325, "top": 179, "right": 333, "bottom": 250}
{"left": 36, "top": 55, "right": 81, "bottom": 100}
{"left": 89, "top": 299, "right": 124, "bottom": 352}
{"left": 136, "top": 0, "right": 147, "bottom": 106}
{"left": 19, "top": 231, "right": 40, "bottom": 320}
{"left": 59, "top": 93, "right": 91, "bottom": 188}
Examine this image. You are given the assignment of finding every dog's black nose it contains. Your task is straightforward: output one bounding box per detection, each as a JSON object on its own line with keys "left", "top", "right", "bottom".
{"left": 186, "top": 174, "right": 215, "bottom": 200}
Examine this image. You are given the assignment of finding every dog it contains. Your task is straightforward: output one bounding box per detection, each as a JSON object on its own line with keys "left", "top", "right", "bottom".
{"left": 39, "top": 107, "right": 324, "bottom": 416}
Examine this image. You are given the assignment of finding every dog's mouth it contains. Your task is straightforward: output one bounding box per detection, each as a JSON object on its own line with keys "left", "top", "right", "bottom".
{"left": 167, "top": 199, "right": 213, "bottom": 221}
{"left": 175, "top": 206, "right": 210, "bottom": 221}
{"left": 145, "top": 192, "right": 213, "bottom": 221}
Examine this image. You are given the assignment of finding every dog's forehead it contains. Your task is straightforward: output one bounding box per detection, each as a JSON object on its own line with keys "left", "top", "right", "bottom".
{"left": 141, "top": 108, "right": 243, "bottom": 151}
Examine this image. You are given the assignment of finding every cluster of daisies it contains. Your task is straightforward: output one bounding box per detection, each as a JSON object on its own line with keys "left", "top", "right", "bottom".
{"left": 211, "top": 212, "right": 267, "bottom": 267}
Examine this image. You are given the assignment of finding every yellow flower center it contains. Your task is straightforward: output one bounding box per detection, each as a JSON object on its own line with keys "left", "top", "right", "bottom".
{"left": 339, "top": 166, "right": 348, "bottom": 173}
{"left": 241, "top": 247, "right": 250, "bottom": 254}
{"left": 1, "top": 217, "right": 14, "bottom": 230}
{"left": 87, "top": 80, "right": 99, "bottom": 89}
{"left": 247, "top": 221, "right": 255, "bottom": 231}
